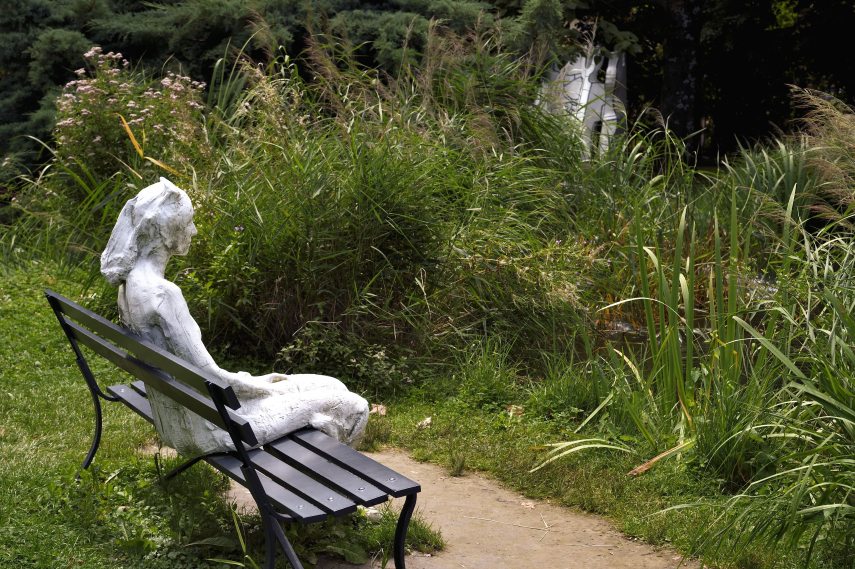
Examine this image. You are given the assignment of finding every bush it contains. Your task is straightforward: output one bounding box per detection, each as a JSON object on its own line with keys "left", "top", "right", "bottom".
{"left": 6, "top": 46, "right": 210, "bottom": 269}
{"left": 174, "top": 42, "right": 594, "bottom": 380}
{"left": 53, "top": 46, "right": 207, "bottom": 186}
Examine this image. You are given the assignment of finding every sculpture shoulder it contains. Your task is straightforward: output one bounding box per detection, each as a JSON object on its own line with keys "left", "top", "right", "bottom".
{"left": 121, "top": 274, "right": 203, "bottom": 357}
{"left": 124, "top": 271, "right": 181, "bottom": 298}
{"left": 122, "top": 273, "right": 189, "bottom": 321}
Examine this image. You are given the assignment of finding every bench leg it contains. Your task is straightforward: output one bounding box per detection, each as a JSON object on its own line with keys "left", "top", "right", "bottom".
{"left": 394, "top": 494, "right": 417, "bottom": 569}
{"left": 264, "top": 514, "right": 304, "bottom": 569}
{"left": 81, "top": 388, "right": 104, "bottom": 470}
{"left": 234, "top": 462, "right": 305, "bottom": 569}
{"left": 162, "top": 454, "right": 207, "bottom": 480}
{"left": 263, "top": 522, "right": 277, "bottom": 569}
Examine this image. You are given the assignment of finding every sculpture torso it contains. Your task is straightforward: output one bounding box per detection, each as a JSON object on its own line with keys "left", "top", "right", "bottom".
{"left": 117, "top": 275, "right": 237, "bottom": 455}
{"left": 118, "top": 272, "right": 370, "bottom": 456}
{"left": 119, "top": 271, "right": 215, "bottom": 371}
{"left": 103, "top": 179, "right": 369, "bottom": 457}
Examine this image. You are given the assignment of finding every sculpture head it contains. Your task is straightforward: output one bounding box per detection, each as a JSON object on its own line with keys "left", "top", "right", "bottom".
{"left": 101, "top": 177, "right": 197, "bottom": 285}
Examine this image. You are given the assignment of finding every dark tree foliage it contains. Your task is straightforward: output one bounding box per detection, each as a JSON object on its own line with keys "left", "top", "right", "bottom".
{"left": 700, "top": 0, "right": 855, "bottom": 153}
{"left": 0, "top": 0, "right": 104, "bottom": 166}
{"left": 2, "top": 0, "right": 854, "bottom": 174}
{"left": 0, "top": 0, "right": 494, "bottom": 172}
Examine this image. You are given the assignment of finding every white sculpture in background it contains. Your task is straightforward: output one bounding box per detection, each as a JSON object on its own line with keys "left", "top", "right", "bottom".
{"left": 100, "top": 178, "right": 369, "bottom": 457}
{"left": 539, "top": 48, "right": 627, "bottom": 158}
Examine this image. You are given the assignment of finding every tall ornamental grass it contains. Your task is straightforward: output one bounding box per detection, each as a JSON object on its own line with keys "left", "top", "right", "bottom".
{"left": 5, "top": 32, "right": 599, "bottom": 391}
{"left": 540, "top": 114, "right": 853, "bottom": 565}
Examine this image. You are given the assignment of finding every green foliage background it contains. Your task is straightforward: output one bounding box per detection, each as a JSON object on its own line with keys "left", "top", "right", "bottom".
{"left": 3, "top": 0, "right": 854, "bottom": 176}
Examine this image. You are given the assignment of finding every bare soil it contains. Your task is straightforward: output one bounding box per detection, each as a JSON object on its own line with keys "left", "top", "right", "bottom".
{"left": 227, "top": 449, "right": 700, "bottom": 569}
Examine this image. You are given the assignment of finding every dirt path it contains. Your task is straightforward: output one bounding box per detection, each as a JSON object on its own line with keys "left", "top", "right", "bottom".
{"left": 228, "top": 449, "right": 698, "bottom": 569}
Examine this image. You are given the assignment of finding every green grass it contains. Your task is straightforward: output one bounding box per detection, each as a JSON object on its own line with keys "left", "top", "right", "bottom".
{"left": 0, "top": 261, "right": 799, "bottom": 569}
{"left": 375, "top": 395, "right": 803, "bottom": 569}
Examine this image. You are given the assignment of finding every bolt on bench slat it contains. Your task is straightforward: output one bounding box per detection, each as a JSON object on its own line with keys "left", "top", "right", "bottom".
{"left": 267, "top": 438, "right": 389, "bottom": 507}
{"left": 292, "top": 430, "right": 420, "bottom": 497}
{"left": 108, "top": 384, "right": 154, "bottom": 421}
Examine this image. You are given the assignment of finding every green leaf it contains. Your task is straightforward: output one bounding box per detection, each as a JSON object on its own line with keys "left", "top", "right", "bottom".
{"left": 733, "top": 316, "right": 806, "bottom": 380}
{"left": 323, "top": 543, "right": 369, "bottom": 564}
{"left": 186, "top": 536, "right": 239, "bottom": 550}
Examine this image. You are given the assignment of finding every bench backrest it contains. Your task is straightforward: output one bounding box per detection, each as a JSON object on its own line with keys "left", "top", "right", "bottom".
{"left": 46, "top": 289, "right": 259, "bottom": 447}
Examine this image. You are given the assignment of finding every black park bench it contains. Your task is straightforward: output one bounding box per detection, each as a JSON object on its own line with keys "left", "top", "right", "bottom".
{"left": 46, "top": 290, "right": 420, "bottom": 569}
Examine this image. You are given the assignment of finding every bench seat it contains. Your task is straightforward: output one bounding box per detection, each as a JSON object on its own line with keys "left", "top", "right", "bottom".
{"left": 107, "top": 381, "right": 418, "bottom": 523}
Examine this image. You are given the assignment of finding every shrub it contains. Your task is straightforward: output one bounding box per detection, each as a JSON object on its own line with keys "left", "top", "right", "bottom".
{"left": 6, "top": 46, "right": 210, "bottom": 268}
{"left": 175, "top": 41, "right": 594, "bottom": 380}
{"left": 53, "top": 46, "right": 207, "bottom": 186}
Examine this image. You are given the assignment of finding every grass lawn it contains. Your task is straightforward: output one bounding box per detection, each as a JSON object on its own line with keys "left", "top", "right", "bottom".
{"left": 0, "top": 262, "right": 234, "bottom": 567}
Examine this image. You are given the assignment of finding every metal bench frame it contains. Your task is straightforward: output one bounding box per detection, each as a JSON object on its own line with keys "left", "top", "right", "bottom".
{"left": 46, "top": 289, "right": 420, "bottom": 569}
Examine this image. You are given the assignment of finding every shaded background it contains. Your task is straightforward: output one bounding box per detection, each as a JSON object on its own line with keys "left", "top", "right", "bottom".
{"left": 2, "top": 0, "right": 853, "bottom": 177}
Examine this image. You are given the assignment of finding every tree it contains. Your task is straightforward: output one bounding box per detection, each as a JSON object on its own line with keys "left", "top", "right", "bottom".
{"left": 0, "top": 0, "right": 103, "bottom": 164}
{"left": 2, "top": 0, "right": 854, "bottom": 174}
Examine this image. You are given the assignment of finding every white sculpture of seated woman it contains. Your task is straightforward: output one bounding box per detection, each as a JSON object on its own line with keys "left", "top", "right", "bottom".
{"left": 100, "top": 178, "right": 369, "bottom": 456}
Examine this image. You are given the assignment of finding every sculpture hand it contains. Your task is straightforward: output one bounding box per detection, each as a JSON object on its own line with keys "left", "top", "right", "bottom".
{"left": 260, "top": 372, "right": 290, "bottom": 383}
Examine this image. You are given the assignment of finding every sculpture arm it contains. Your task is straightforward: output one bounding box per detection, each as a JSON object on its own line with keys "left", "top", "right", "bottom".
{"left": 154, "top": 285, "right": 286, "bottom": 395}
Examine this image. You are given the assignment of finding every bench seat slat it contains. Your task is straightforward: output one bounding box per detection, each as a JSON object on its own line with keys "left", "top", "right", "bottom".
{"left": 292, "top": 430, "right": 420, "bottom": 497}
{"left": 109, "top": 384, "right": 328, "bottom": 523}
{"left": 206, "top": 455, "right": 328, "bottom": 523}
{"left": 46, "top": 290, "right": 239, "bottom": 408}
{"left": 248, "top": 450, "right": 357, "bottom": 515}
{"left": 267, "top": 439, "right": 389, "bottom": 506}
{"left": 109, "top": 383, "right": 370, "bottom": 517}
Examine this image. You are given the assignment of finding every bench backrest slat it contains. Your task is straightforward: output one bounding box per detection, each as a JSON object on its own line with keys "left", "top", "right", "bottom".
{"left": 65, "top": 319, "right": 235, "bottom": 431}
{"left": 47, "top": 290, "right": 258, "bottom": 448}
{"left": 46, "top": 290, "right": 239, "bottom": 409}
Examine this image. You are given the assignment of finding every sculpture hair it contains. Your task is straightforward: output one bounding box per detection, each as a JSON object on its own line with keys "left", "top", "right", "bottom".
{"left": 100, "top": 178, "right": 189, "bottom": 286}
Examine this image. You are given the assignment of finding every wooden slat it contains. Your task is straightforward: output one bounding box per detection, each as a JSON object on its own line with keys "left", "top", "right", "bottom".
{"left": 107, "top": 383, "right": 330, "bottom": 521}
{"left": 205, "top": 454, "right": 328, "bottom": 523}
{"left": 292, "top": 430, "right": 420, "bottom": 497}
{"left": 248, "top": 450, "right": 357, "bottom": 515}
{"left": 125, "top": 380, "right": 257, "bottom": 447}
{"left": 267, "top": 438, "right": 388, "bottom": 506}
{"left": 66, "top": 320, "right": 243, "bottom": 433}
{"left": 46, "top": 290, "right": 239, "bottom": 409}
{"left": 107, "top": 384, "right": 154, "bottom": 423}
{"left": 114, "top": 385, "right": 384, "bottom": 511}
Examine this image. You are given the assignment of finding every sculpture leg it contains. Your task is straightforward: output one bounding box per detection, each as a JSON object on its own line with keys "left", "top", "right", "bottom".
{"left": 81, "top": 388, "right": 103, "bottom": 470}
{"left": 394, "top": 494, "right": 417, "bottom": 569}
{"left": 599, "top": 112, "right": 617, "bottom": 154}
